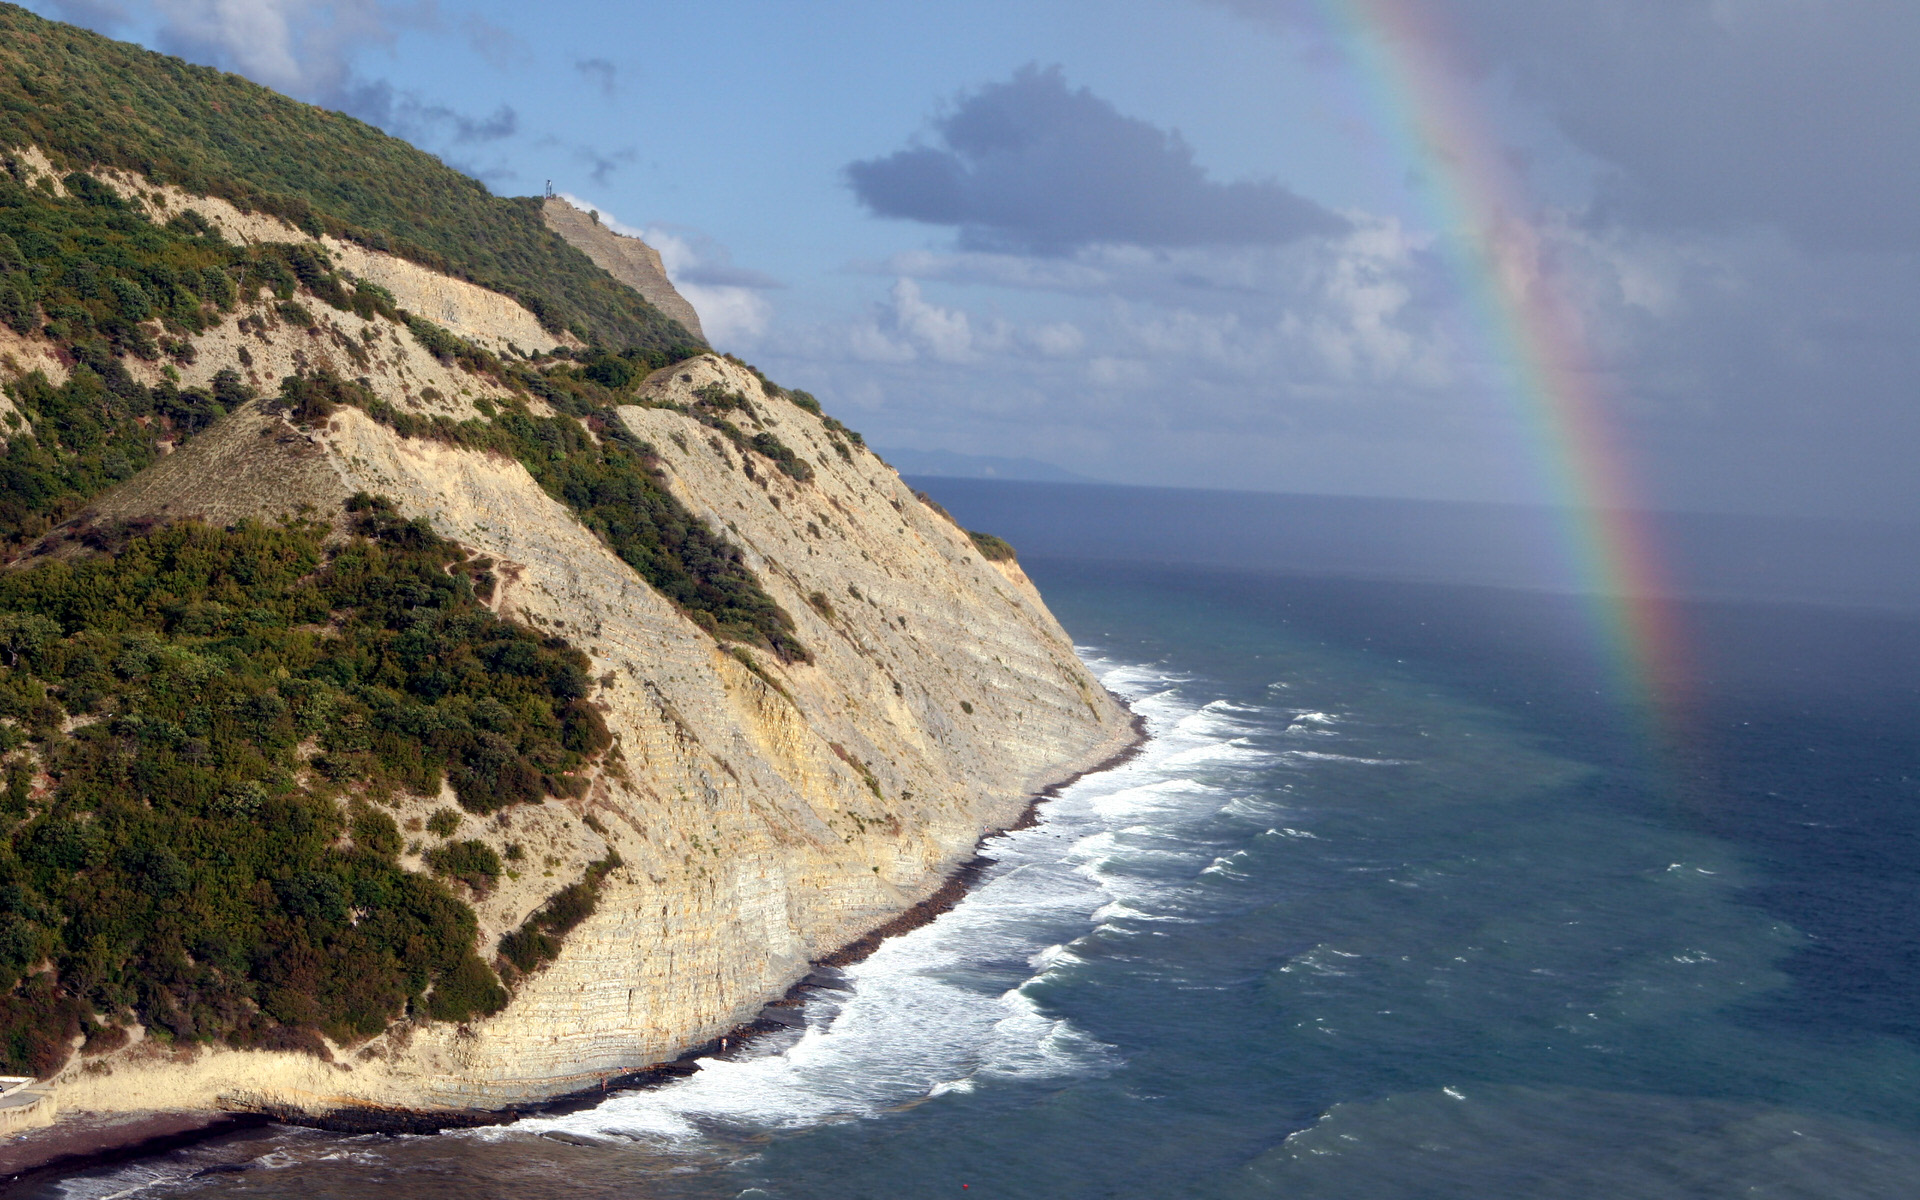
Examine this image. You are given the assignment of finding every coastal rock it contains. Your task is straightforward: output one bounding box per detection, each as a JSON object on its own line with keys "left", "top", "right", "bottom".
{"left": 22, "top": 206, "right": 1128, "bottom": 1116}
{"left": 542, "top": 197, "right": 707, "bottom": 343}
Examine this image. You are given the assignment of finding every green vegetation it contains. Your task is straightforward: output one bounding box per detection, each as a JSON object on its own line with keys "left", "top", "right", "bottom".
{"left": 0, "top": 494, "right": 614, "bottom": 1075}
{"left": 0, "top": 155, "right": 424, "bottom": 553}
{"left": 282, "top": 363, "right": 811, "bottom": 663}
{"left": 687, "top": 383, "right": 813, "bottom": 481}
{"left": 0, "top": 160, "right": 243, "bottom": 354}
{"left": 830, "top": 742, "right": 885, "bottom": 801}
{"left": 913, "top": 490, "right": 959, "bottom": 528}
{"left": 0, "top": 364, "right": 220, "bottom": 554}
{"left": 0, "top": 3, "right": 703, "bottom": 353}
{"left": 968, "top": 530, "right": 1017, "bottom": 562}
{"left": 0, "top": 3, "right": 915, "bottom": 1085}
{"left": 0, "top": 132, "right": 813, "bottom": 657}
{"left": 423, "top": 839, "right": 501, "bottom": 895}
{"left": 497, "top": 850, "right": 621, "bottom": 978}
{"left": 0, "top": 157, "right": 268, "bottom": 549}
{"left": 718, "top": 352, "right": 868, "bottom": 456}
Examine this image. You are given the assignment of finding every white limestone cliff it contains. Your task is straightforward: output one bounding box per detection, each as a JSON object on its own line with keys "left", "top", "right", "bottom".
{"left": 10, "top": 163, "right": 1130, "bottom": 1119}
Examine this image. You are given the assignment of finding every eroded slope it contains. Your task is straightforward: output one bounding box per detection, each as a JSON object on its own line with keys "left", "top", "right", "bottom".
{"left": 0, "top": 148, "right": 1127, "bottom": 1115}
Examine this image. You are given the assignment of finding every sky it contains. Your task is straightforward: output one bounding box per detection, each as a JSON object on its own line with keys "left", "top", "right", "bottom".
{"left": 22, "top": 0, "right": 1920, "bottom": 520}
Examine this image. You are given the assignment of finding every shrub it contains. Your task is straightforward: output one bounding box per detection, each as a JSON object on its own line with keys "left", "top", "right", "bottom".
{"left": 0, "top": 497, "right": 613, "bottom": 1072}
{"left": 405, "top": 315, "right": 465, "bottom": 363}
{"left": 424, "top": 839, "right": 501, "bottom": 894}
{"left": 968, "top": 531, "right": 1017, "bottom": 562}
{"left": 425, "top": 953, "right": 507, "bottom": 1023}
{"left": 749, "top": 432, "right": 814, "bottom": 482}
{"left": 351, "top": 805, "right": 403, "bottom": 857}
{"left": 914, "top": 490, "right": 958, "bottom": 526}
{"left": 341, "top": 378, "right": 811, "bottom": 664}
{"left": 0, "top": 5, "right": 705, "bottom": 353}
{"left": 497, "top": 852, "right": 621, "bottom": 976}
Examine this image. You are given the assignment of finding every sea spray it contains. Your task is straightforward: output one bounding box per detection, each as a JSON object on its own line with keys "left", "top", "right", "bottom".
{"left": 491, "top": 655, "right": 1252, "bottom": 1147}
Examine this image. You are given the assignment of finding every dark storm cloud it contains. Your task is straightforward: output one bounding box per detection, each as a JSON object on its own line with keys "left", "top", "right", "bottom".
{"left": 1214, "top": 0, "right": 1920, "bottom": 252}
{"left": 846, "top": 65, "right": 1346, "bottom": 255}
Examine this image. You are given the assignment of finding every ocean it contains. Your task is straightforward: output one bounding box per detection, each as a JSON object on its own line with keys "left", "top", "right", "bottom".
{"left": 30, "top": 484, "right": 1920, "bottom": 1199}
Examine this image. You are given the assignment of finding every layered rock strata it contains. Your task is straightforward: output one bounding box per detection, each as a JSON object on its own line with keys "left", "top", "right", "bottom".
{"left": 542, "top": 197, "right": 706, "bottom": 342}
{"left": 10, "top": 161, "right": 1129, "bottom": 1117}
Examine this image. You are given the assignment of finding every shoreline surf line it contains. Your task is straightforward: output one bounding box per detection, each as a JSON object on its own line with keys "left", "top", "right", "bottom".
{"left": 4, "top": 702, "right": 1151, "bottom": 1184}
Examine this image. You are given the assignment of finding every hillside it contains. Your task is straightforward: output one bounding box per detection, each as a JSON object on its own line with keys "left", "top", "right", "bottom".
{"left": 0, "top": 11, "right": 1128, "bottom": 1126}
{"left": 0, "top": 2, "right": 701, "bottom": 353}
{"left": 542, "top": 197, "right": 707, "bottom": 342}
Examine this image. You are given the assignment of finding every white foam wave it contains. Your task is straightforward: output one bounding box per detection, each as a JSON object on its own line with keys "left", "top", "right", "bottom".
{"left": 489, "top": 656, "right": 1265, "bottom": 1152}
{"left": 1201, "top": 849, "right": 1253, "bottom": 878}
{"left": 1282, "top": 750, "right": 1407, "bottom": 766}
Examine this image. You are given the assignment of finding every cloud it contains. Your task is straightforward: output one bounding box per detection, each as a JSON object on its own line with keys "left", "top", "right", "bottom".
{"left": 559, "top": 197, "right": 783, "bottom": 348}
{"left": 846, "top": 64, "right": 1347, "bottom": 255}
{"left": 860, "top": 219, "right": 1458, "bottom": 393}
{"left": 1213, "top": 0, "right": 1920, "bottom": 253}
{"left": 573, "top": 146, "right": 637, "bottom": 186}
{"left": 596, "top": 222, "right": 783, "bottom": 293}
{"left": 454, "top": 10, "right": 519, "bottom": 68}
{"left": 575, "top": 57, "right": 618, "bottom": 98}
{"left": 331, "top": 80, "right": 518, "bottom": 158}
{"left": 145, "top": 0, "right": 403, "bottom": 104}
{"left": 443, "top": 103, "right": 516, "bottom": 142}
{"left": 884, "top": 279, "right": 983, "bottom": 362}
{"left": 828, "top": 279, "right": 1091, "bottom": 366}
{"left": 36, "top": 0, "right": 521, "bottom": 161}
{"left": 643, "top": 228, "right": 776, "bottom": 346}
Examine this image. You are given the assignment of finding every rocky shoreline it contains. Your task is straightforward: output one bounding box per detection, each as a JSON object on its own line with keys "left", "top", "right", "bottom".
{"left": 0, "top": 709, "right": 1148, "bottom": 1189}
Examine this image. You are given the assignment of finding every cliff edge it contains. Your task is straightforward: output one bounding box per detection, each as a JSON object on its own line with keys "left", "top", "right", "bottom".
{"left": 0, "top": 143, "right": 1129, "bottom": 1122}
{"left": 542, "top": 198, "right": 707, "bottom": 343}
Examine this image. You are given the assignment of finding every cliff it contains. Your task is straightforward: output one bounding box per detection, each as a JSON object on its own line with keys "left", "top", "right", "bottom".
{"left": 542, "top": 198, "right": 707, "bottom": 343}
{"left": 0, "top": 14, "right": 1129, "bottom": 1125}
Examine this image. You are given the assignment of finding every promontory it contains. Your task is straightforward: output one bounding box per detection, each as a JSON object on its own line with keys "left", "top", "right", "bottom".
{"left": 0, "top": 3, "right": 1130, "bottom": 1131}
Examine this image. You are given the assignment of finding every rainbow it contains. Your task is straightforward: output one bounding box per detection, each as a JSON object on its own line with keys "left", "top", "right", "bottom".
{"left": 1306, "top": 0, "right": 1688, "bottom": 727}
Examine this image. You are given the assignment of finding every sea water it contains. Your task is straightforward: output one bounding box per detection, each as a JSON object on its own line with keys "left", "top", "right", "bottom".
{"left": 35, "top": 543, "right": 1920, "bottom": 1198}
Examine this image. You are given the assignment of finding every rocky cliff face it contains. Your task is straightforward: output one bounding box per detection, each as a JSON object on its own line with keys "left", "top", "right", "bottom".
{"left": 12, "top": 153, "right": 1128, "bottom": 1119}
{"left": 542, "top": 197, "right": 706, "bottom": 343}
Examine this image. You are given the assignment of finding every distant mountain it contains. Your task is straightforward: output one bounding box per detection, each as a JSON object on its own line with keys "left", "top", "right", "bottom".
{"left": 881, "top": 447, "right": 1098, "bottom": 483}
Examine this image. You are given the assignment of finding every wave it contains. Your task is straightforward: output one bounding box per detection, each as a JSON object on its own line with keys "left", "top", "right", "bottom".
{"left": 1241, "top": 1084, "right": 1920, "bottom": 1199}
{"left": 491, "top": 657, "right": 1263, "bottom": 1151}
{"left": 1281, "top": 750, "right": 1407, "bottom": 766}
{"left": 49, "top": 649, "right": 1396, "bottom": 1192}
{"left": 1282, "top": 710, "right": 1341, "bottom": 734}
